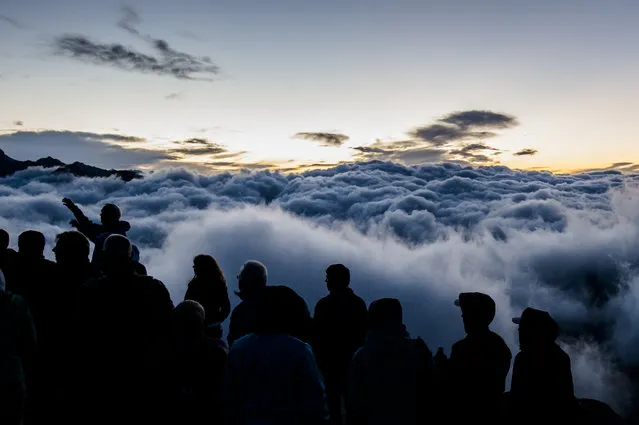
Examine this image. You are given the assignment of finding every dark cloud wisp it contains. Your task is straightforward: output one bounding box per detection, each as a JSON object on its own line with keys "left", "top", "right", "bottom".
{"left": 0, "top": 15, "right": 25, "bottom": 29}
{"left": 52, "top": 7, "right": 220, "bottom": 81}
{"left": 514, "top": 148, "right": 538, "bottom": 156}
{"left": 410, "top": 110, "right": 519, "bottom": 146}
{"left": 294, "top": 132, "right": 350, "bottom": 147}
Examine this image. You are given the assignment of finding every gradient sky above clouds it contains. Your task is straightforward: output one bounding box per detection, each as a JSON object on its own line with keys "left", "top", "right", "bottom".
{"left": 1, "top": 0, "right": 638, "bottom": 172}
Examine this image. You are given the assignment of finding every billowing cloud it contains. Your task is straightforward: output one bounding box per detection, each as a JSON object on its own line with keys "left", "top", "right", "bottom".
{"left": 294, "top": 132, "right": 350, "bottom": 147}
{"left": 514, "top": 148, "right": 538, "bottom": 156}
{"left": 53, "top": 7, "right": 219, "bottom": 81}
{"left": 1, "top": 160, "right": 639, "bottom": 414}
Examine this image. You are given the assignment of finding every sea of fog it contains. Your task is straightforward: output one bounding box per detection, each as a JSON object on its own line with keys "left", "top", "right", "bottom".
{"left": 2, "top": 160, "right": 639, "bottom": 413}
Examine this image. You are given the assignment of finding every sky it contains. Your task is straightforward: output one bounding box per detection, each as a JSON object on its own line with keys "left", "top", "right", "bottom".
{"left": 1, "top": 0, "right": 638, "bottom": 172}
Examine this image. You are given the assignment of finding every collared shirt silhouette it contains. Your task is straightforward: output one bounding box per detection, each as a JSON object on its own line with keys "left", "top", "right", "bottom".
{"left": 447, "top": 292, "right": 512, "bottom": 421}
{"left": 347, "top": 298, "right": 433, "bottom": 425}
{"left": 224, "top": 285, "right": 328, "bottom": 425}
{"left": 313, "top": 264, "right": 368, "bottom": 425}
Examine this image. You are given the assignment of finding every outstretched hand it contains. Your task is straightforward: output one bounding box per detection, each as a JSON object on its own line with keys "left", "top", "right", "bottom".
{"left": 62, "top": 198, "right": 75, "bottom": 209}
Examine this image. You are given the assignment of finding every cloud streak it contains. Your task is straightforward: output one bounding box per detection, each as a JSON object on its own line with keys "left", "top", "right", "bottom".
{"left": 294, "top": 132, "right": 350, "bottom": 147}
{"left": 53, "top": 7, "right": 220, "bottom": 81}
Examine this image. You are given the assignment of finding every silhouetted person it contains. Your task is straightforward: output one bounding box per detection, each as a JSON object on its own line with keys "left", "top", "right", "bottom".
{"left": 347, "top": 298, "right": 433, "bottom": 425}
{"left": 0, "top": 270, "right": 37, "bottom": 425}
{"left": 74, "top": 234, "right": 174, "bottom": 425}
{"left": 171, "top": 300, "right": 228, "bottom": 425}
{"left": 446, "top": 292, "right": 512, "bottom": 423}
{"left": 51, "top": 232, "right": 101, "bottom": 411}
{"left": 224, "top": 285, "right": 328, "bottom": 425}
{"left": 185, "top": 255, "right": 231, "bottom": 336}
{"left": 62, "top": 198, "right": 131, "bottom": 270}
{"left": 0, "top": 229, "right": 17, "bottom": 286}
{"left": 227, "top": 260, "right": 268, "bottom": 346}
{"left": 509, "top": 308, "right": 577, "bottom": 422}
{"left": 313, "top": 264, "right": 368, "bottom": 424}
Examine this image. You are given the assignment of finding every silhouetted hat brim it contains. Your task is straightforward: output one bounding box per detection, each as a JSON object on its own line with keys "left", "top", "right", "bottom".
{"left": 454, "top": 299, "right": 461, "bottom": 307}
{"left": 512, "top": 317, "right": 521, "bottom": 324}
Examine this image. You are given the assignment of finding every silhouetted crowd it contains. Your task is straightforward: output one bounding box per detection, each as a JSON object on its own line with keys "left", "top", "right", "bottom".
{"left": 0, "top": 200, "right": 627, "bottom": 425}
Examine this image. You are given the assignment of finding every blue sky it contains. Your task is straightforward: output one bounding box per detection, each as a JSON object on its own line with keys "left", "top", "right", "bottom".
{"left": 1, "top": 0, "right": 638, "bottom": 172}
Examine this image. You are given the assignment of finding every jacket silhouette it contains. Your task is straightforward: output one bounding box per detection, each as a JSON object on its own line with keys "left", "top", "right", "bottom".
{"left": 228, "top": 261, "right": 268, "bottom": 346}
{"left": 184, "top": 255, "right": 231, "bottom": 332}
{"left": 347, "top": 298, "right": 433, "bottom": 425}
{"left": 447, "top": 292, "right": 512, "bottom": 423}
{"left": 510, "top": 307, "right": 577, "bottom": 422}
{"left": 0, "top": 229, "right": 17, "bottom": 287}
{"left": 62, "top": 198, "right": 131, "bottom": 269}
{"left": 171, "top": 300, "right": 228, "bottom": 425}
{"left": 74, "top": 235, "right": 174, "bottom": 425}
{"left": 313, "top": 264, "right": 368, "bottom": 424}
{"left": 224, "top": 285, "right": 328, "bottom": 425}
{"left": 0, "top": 270, "right": 37, "bottom": 425}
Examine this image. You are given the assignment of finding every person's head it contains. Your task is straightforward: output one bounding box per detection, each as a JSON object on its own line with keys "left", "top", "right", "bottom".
{"left": 193, "top": 254, "right": 225, "bottom": 282}
{"left": 513, "top": 307, "right": 559, "bottom": 351}
{"left": 174, "top": 300, "right": 206, "bottom": 339}
{"left": 237, "top": 260, "right": 267, "bottom": 299}
{"left": 369, "top": 298, "right": 403, "bottom": 330}
{"left": 256, "top": 285, "right": 307, "bottom": 336}
{"left": 100, "top": 203, "right": 121, "bottom": 227}
{"left": 18, "top": 230, "right": 46, "bottom": 259}
{"left": 103, "top": 234, "right": 133, "bottom": 275}
{"left": 455, "top": 292, "right": 496, "bottom": 335}
{"left": 53, "top": 231, "right": 90, "bottom": 266}
{"left": 0, "top": 229, "right": 9, "bottom": 251}
{"left": 326, "top": 264, "right": 350, "bottom": 293}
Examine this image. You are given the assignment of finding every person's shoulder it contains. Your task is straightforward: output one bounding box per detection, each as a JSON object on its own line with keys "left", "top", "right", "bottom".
{"left": 552, "top": 343, "right": 571, "bottom": 363}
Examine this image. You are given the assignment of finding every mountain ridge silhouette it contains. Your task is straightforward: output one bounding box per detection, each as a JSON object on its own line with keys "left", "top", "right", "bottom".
{"left": 0, "top": 149, "right": 142, "bottom": 181}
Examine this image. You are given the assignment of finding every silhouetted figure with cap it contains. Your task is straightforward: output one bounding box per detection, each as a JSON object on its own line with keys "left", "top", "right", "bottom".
{"left": 185, "top": 255, "right": 231, "bottom": 337}
{"left": 0, "top": 229, "right": 18, "bottom": 287}
{"left": 509, "top": 307, "right": 577, "bottom": 423}
{"left": 224, "top": 285, "right": 328, "bottom": 425}
{"left": 313, "top": 264, "right": 368, "bottom": 425}
{"left": 0, "top": 269, "right": 37, "bottom": 425}
{"left": 447, "top": 292, "right": 512, "bottom": 423}
{"left": 74, "top": 234, "right": 174, "bottom": 425}
{"left": 171, "top": 300, "right": 228, "bottom": 425}
{"left": 347, "top": 298, "right": 433, "bottom": 425}
{"left": 227, "top": 260, "right": 268, "bottom": 346}
{"left": 62, "top": 198, "right": 132, "bottom": 270}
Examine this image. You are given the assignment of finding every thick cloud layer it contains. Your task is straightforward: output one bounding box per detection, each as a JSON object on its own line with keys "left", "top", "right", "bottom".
{"left": 1, "top": 160, "right": 639, "bottom": 412}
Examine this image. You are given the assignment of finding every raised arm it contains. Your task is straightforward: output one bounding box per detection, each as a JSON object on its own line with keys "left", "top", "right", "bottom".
{"left": 62, "top": 198, "right": 98, "bottom": 240}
